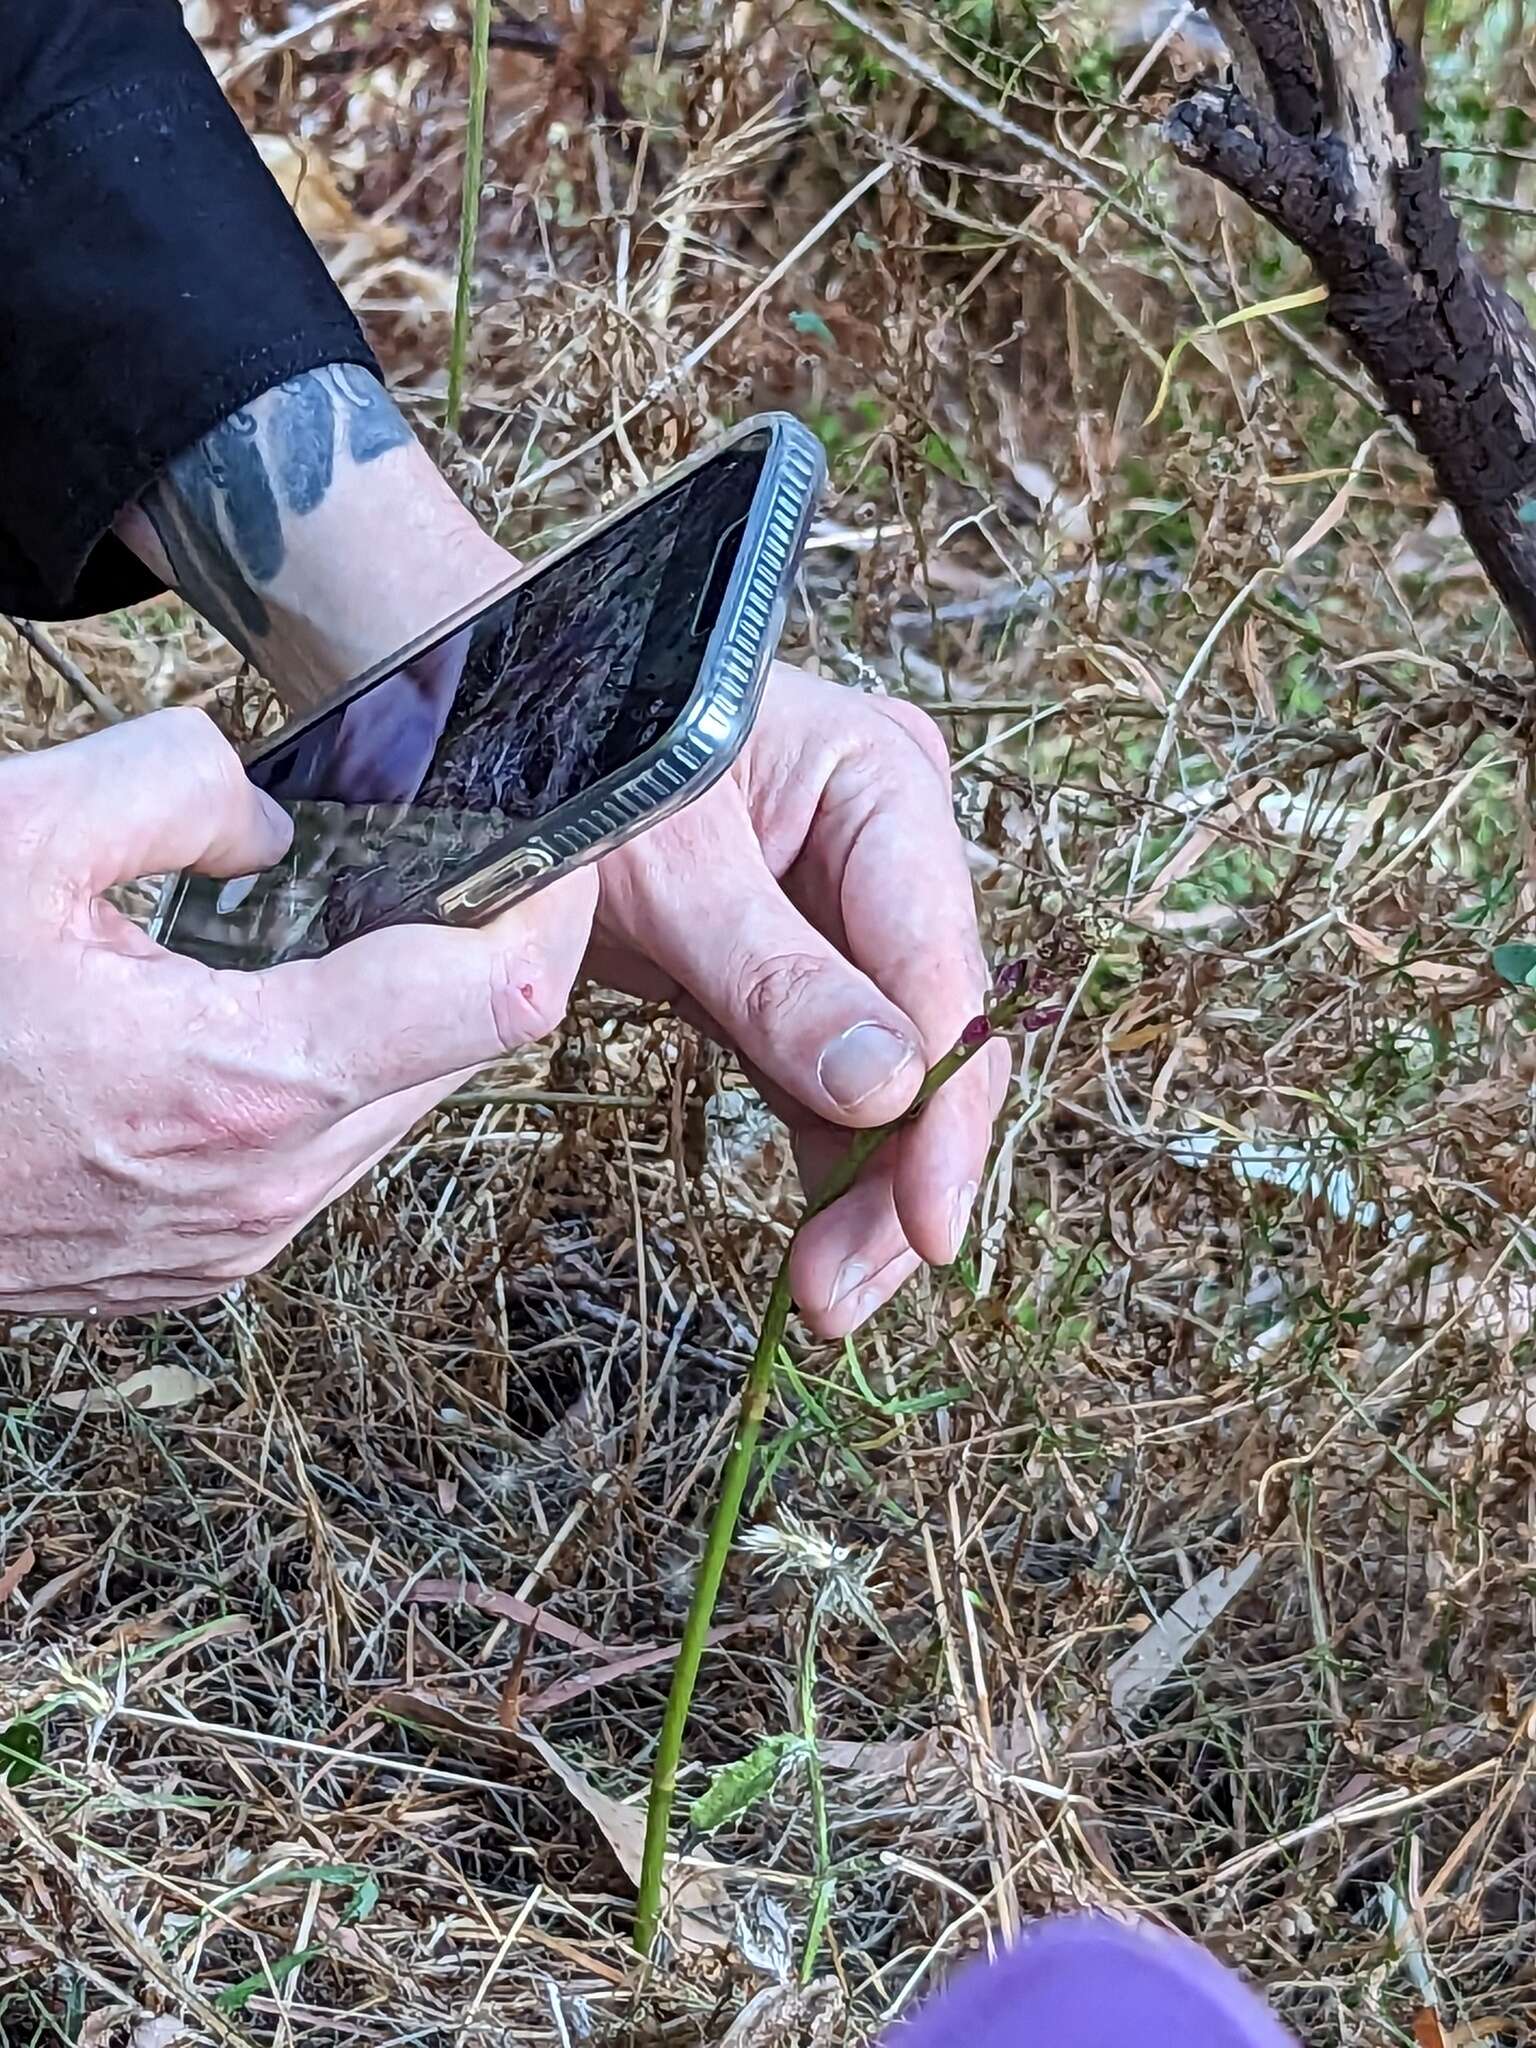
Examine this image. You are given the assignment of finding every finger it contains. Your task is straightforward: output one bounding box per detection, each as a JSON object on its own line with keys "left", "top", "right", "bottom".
{"left": 601, "top": 789, "right": 924, "bottom": 1129}
{"left": 891, "top": 1036, "right": 1011, "bottom": 1265}
{"left": 819, "top": 732, "right": 1002, "bottom": 1262}
{"left": 794, "top": 1216, "right": 922, "bottom": 1340}
{"left": 5, "top": 707, "right": 293, "bottom": 892}
{"left": 771, "top": 1035, "right": 1008, "bottom": 1278}
{"left": 254, "top": 865, "right": 597, "bottom": 1109}
{"left": 2, "top": 1279, "right": 229, "bottom": 1319}
{"left": 734, "top": 1068, "right": 914, "bottom": 1335}
{"left": 787, "top": 1144, "right": 915, "bottom": 1337}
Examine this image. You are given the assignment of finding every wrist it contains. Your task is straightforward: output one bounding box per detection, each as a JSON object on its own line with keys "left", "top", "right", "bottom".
{"left": 115, "top": 365, "right": 517, "bottom": 711}
{"left": 249, "top": 447, "right": 516, "bottom": 709}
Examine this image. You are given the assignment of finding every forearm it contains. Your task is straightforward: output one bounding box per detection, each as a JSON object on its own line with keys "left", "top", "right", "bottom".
{"left": 115, "top": 366, "right": 515, "bottom": 709}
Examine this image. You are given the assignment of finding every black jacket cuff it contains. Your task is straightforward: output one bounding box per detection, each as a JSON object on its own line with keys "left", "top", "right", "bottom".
{"left": 0, "top": 4, "right": 380, "bottom": 620}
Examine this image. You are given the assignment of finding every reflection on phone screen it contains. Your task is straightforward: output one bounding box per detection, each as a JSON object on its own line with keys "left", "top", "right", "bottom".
{"left": 166, "top": 429, "right": 773, "bottom": 967}
{"left": 251, "top": 435, "right": 769, "bottom": 818}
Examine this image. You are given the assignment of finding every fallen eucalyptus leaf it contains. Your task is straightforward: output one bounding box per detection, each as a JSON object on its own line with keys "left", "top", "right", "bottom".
{"left": 1106, "top": 1553, "right": 1261, "bottom": 1728}
{"left": 51, "top": 1364, "right": 212, "bottom": 1416}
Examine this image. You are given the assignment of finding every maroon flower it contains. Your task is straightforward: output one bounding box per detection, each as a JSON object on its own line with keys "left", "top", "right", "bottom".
{"left": 994, "top": 958, "right": 1028, "bottom": 996}
{"left": 961, "top": 1014, "right": 993, "bottom": 1049}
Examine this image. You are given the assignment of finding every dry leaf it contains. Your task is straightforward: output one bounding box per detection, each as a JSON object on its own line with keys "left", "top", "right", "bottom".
{"left": 23, "top": 1557, "right": 94, "bottom": 1622}
{"left": 1106, "top": 1553, "right": 1261, "bottom": 1727}
{"left": 1281, "top": 427, "right": 1387, "bottom": 565}
{"left": 130, "top": 2021, "right": 192, "bottom": 2048}
{"left": 1330, "top": 792, "right": 1397, "bottom": 881}
{"left": 391, "top": 1575, "right": 621, "bottom": 1655}
{"left": 1343, "top": 923, "right": 1480, "bottom": 993}
{"left": 1104, "top": 1019, "right": 1174, "bottom": 1054}
{"left": 819, "top": 1719, "right": 1043, "bottom": 1780}
{"left": 376, "top": 1687, "right": 509, "bottom": 1753}
{"left": 1127, "top": 781, "right": 1274, "bottom": 924}
{"left": 518, "top": 1728, "right": 732, "bottom": 1953}
{"left": 0, "top": 1545, "right": 35, "bottom": 1604}
{"left": 374, "top": 1689, "right": 733, "bottom": 1954}
{"left": 251, "top": 135, "right": 451, "bottom": 312}
{"left": 253, "top": 136, "right": 405, "bottom": 266}
{"left": 515, "top": 1620, "right": 753, "bottom": 1716}
{"left": 51, "top": 1365, "right": 212, "bottom": 1416}
{"left": 720, "top": 1980, "right": 842, "bottom": 2047}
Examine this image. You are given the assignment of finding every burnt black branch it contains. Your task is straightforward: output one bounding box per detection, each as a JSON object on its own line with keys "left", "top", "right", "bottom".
{"left": 1167, "top": 5, "right": 1536, "bottom": 663}
{"left": 1209, "top": 0, "right": 1326, "bottom": 135}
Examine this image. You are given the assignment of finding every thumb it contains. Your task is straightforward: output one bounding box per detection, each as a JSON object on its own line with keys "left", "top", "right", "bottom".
{"left": 257, "top": 866, "right": 598, "bottom": 1107}
{"left": 12, "top": 707, "right": 292, "bottom": 891}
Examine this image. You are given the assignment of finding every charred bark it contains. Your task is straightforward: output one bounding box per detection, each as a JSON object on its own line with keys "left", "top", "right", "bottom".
{"left": 1167, "top": 0, "right": 1536, "bottom": 662}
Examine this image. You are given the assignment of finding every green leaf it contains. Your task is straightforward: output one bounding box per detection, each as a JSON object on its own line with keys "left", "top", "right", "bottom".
{"left": 844, "top": 1342, "right": 966, "bottom": 1418}
{"left": 216, "top": 1947, "right": 321, "bottom": 2015}
{"left": 1144, "top": 284, "right": 1329, "bottom": 429}
{"left": 921, "top": 431, "right": 970, "bottom": 484}
{"left": 1493, "top": 942, "right": 1536, "bottom": 989}
{"left": 1, "top": 1720, "right": 43, "bottom": 1787}
{"left": 789, "top": 309, "right": 836, "bottom": 347}
{"left": 340, "top": 1873, "right": 381, "bottom": 1926}
{"left": 689, "top": 1733, "right": 803, "bottom": 1835}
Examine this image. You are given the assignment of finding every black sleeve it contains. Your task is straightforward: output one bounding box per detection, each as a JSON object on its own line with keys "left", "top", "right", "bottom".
{"left": 0, "top": 1, "right": 382, "bottom": 621}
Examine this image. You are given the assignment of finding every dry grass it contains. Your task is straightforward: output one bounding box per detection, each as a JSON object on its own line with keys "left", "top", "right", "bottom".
{"left": 6, "top": 2, "right": 1536, "bottom": 2043}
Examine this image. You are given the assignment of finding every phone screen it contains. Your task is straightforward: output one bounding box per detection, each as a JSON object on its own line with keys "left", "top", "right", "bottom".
{"left": 250, "top": 429, "right": 770, "bottom": 819}
{"left": 159, "top": 430, "right": 772, "bottom": 967}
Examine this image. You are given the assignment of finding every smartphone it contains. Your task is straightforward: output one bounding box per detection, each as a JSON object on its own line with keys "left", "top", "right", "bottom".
{"left": 151, "top": 413, "right": 824, "bottom": 969}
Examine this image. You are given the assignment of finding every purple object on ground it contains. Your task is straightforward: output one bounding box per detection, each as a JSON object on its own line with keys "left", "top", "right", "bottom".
{"left": 891, "top": 1915, "right": 1297, "bottom": 2047}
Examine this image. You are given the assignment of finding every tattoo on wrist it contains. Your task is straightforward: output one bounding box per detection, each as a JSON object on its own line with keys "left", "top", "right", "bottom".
{"left": 134, "top": 364, "right": 410, "bottom": 666}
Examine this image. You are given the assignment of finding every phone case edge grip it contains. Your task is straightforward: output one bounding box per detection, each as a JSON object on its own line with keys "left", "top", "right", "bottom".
{"left": 435, "top": 413, "right": 827, "bottom": 926}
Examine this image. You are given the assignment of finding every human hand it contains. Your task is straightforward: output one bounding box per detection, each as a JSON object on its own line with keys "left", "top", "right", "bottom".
{"left": 588, "top": 663, "right": 1009, "bottom": 1339}
{"left": 0, "top": 708, "right": 594, "bottom": 1318}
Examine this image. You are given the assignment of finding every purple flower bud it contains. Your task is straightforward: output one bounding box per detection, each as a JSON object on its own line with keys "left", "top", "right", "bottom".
{"left": 1019, "top": 1003, "right": 1065, "bottom": 1033}
{"left": 961, "top": 1015, "right": 993, "bottom": 1049}
{"left": 994, "top": 959, "right": 1027, "bottom": 996}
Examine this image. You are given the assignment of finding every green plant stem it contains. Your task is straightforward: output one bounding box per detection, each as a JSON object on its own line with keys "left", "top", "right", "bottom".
{"left": 798, "top": 1588, "right": 834, "bottom": 1982}
{"left": 445, "top": 0, "right": 493, "bottom": 435}
{"left": 633, "top": 1027, "right": 989, "bottom": 1955}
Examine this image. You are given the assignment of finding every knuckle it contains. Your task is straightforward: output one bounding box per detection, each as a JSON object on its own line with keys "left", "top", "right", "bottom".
{"left": 485, "top": 951, "right": 563, "bottom": 1049}
{"left": 737, "top": 949, "right": 823, "bottom": 1036}
{"left": 877, "top": 697, "right": 952, "bottom": 779}
{"left": 155, "top": 706, "right": 245, "bottom": 804}
{"left": 227, "top": 1178, "right": 313, "bottom": 1245}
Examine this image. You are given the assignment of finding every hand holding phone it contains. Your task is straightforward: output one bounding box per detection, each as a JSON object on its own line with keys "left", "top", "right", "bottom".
{"left": 0, "top": 709, "right": 596, "bottom": 1317}
{"left": 151, "top": 412, "right": 1004, "bottom": 1341}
